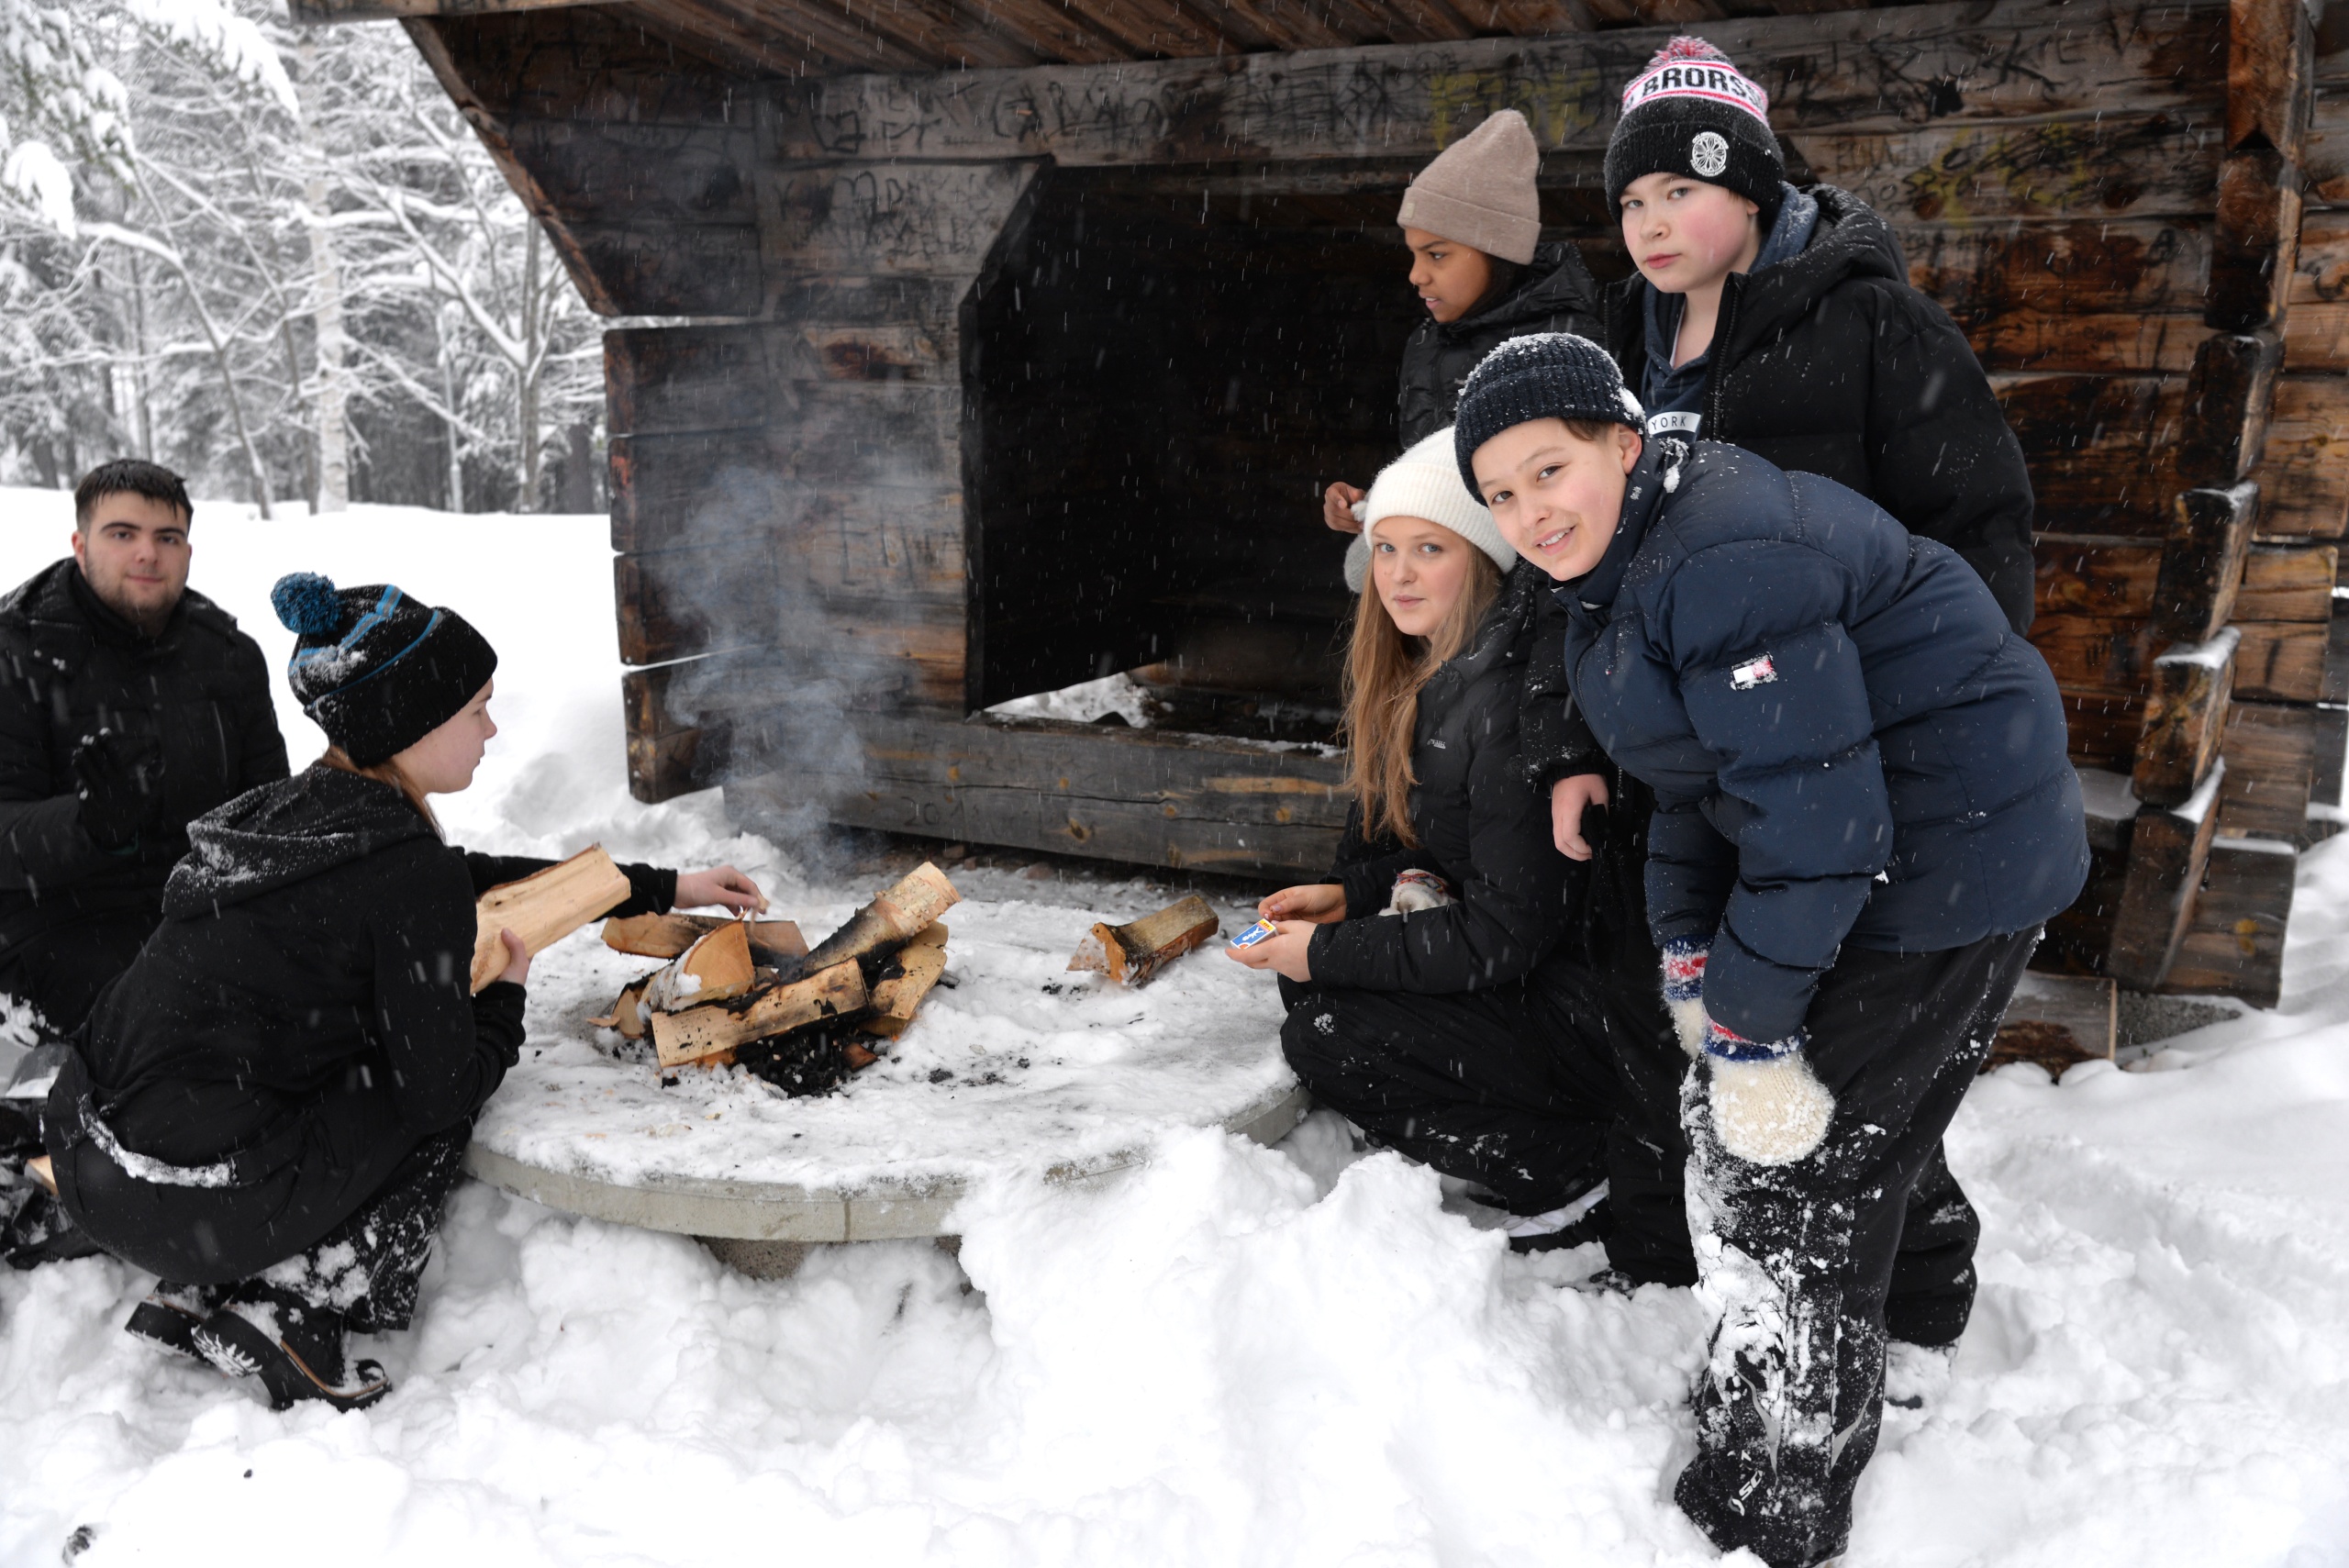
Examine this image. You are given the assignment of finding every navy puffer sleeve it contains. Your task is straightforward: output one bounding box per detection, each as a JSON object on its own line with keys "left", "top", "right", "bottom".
{"left": 1653, "top": 539, "right": 1893, "bottom": 1040}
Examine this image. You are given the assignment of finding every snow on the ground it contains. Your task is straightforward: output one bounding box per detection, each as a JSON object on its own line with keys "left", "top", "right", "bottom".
{"left": 5, "top": 490, "right": 2349, "bottom": 1567}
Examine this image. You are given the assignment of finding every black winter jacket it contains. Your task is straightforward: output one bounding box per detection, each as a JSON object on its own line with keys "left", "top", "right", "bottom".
{"left": 1309, "top": 592, "right": 1576, "bottom": 994}
{"left": 1399, "top": 242, "right": 1603, "bottom": 447}
{"left": 47, "top": 767, "right": 674, "bottom": 1279}
{"left": 1556, "top": 439, "right": 2086, "bottom": 1044}
{"left": 0, "top": 561, "right": 287, "bottom": 960}
{"left": 1601, "top": 186, "right": 2038, "bottom": 635}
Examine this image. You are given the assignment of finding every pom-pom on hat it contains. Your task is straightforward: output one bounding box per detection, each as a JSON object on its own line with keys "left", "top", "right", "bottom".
{"left": 1603, "top": 37, "right": 1785, "bottom": 216}
{"left": 271, "top": 573, "right": 497, "bottom": 767}
{"left": 1451, "top": 334, "right": 1645, "bottom": 495}
{"left": 1397, "top": 109, "right": 1542, "bottom": 266}
{"left": 1343, "top": 428, "right": 1517, "bottom": 594}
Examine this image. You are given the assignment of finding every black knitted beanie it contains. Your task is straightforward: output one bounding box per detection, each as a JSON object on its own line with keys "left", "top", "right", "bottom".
{"left": 1604, "top": 37, "right": 1784, "bottom": 216}
{"left": 271, "top": 573, "right": 498, "bottom": 766}
{"left": 1452, "top": 334, "right": 1646, "bottom": 493}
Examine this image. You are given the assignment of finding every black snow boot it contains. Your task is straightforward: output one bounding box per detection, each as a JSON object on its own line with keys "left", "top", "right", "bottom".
{"left": 125, "top": 1283, "right": 228, "bottom": 1361}
{"left": 192, "top": 1286, "right": 392, "bottom": 1411}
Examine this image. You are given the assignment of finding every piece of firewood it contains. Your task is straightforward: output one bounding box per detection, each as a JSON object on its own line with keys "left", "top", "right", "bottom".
{"left": 785, "top": 862, "right": 960, "bottom": 980}
{"left": 863, "top": 938, "right": 949, "bottom": 1040}
{"left": 652, "top": 961, "right": 868, "bottom": 1068}
{"left": 643, "top": 921, "right": 756, "bottom": 1013}
{"left": 602, "top": 972, "right": 659, "bottom": 1040}
{"left": 26, "top": 1154, "right": 54, "bottom": 1196}
{"left": 602, "top": 913, "right": 807, "bottom": 964}
{"left": 471, "top": 847, "right": 634, "bottom": 993}
{"left": 1067, "top": 895, "right": 1219, "bottom": 987}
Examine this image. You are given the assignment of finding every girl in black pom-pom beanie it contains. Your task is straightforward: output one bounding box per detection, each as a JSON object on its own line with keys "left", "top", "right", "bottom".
{"left": 39, "top": 573, "right": 763, "bottom": 1412}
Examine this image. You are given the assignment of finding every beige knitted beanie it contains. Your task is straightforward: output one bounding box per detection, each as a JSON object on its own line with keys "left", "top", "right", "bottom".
{"left": 1397, "top": 109, "right": 1542, "bottom": 265}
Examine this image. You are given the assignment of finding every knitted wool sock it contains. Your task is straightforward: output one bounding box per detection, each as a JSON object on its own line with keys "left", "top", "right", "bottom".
{"left": 1703, "top": 1018, "right": 1834, "bottom": 1165}
{"left": 1660, "top": 938, "right": 1709, "bottom": 1059}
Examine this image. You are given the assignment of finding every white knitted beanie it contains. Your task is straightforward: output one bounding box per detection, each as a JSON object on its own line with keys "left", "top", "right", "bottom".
{"left": 1343, "top": 427, "right": 1518, "bottom": 594}
{"left": 1397, "top": 109, "right": 1542, "bottom": 265}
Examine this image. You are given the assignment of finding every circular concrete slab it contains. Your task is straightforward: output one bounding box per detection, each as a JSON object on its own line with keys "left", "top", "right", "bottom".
{"left": 464, "top": 1078, "right": 1308, "bottom": 1242}
{"left": 462, "top": 889, "right": 1307, "bottom": 1243}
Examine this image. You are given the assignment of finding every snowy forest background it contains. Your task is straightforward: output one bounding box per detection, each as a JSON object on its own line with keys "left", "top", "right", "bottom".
{"left": 0, "top": 0, "right": 604, "bottom": 517}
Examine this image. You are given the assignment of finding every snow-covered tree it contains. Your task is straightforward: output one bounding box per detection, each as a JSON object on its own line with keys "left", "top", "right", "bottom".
{"left": 0, "top": 0, "right": 604, "bottom": 513}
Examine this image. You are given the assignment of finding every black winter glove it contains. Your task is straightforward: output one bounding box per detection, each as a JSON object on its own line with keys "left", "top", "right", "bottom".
{"left": 71, "top": 729, "right": 165, "bottom": 851}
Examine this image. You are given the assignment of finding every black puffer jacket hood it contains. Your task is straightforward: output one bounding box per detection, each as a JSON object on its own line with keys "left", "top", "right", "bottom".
{"left": 165, "top": 767, "right": 435, "bottom": 917}
{"left": 1398, "top": 241, "right": 1603, "bottom": 447}
{"left": 1602, "top": 183, "right": 2038, "bottom": 634}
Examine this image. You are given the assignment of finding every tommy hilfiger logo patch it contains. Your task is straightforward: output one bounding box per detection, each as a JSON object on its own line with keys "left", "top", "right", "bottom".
{"left": 1731, "top": 654, "right": 1777, "bottom": 690}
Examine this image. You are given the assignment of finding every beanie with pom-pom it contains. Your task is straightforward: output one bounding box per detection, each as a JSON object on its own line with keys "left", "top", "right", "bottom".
{"left": 271, "top": 573, "right": 496, "bottom": 766}
{"left": 1604, "top": 37, "right": 1784, "bottom": 216}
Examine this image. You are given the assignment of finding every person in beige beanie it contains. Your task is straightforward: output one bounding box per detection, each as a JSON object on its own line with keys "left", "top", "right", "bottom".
{"left": 1319, "top": 108, "right": 1599, "bottom": 535}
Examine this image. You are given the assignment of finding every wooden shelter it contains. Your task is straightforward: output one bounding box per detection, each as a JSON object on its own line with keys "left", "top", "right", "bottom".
{"left": 300, "top": 0, "right": 2349, "bottom": 1006}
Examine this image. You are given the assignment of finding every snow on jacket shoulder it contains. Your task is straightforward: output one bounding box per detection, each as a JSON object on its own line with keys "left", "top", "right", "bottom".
{"left": 1556, "top": 439, "right": 2086, "bottom": 1043}
{"left": 1309, "top": 591, "right": 1575, "bottom": 994}
{"left": 1602, "top": 185, "right": 2038, "bottom": 635}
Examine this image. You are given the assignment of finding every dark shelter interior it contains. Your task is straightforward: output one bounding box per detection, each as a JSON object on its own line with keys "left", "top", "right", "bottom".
{"left": 963, "top": 168, "right": 1617, "bottom": 741}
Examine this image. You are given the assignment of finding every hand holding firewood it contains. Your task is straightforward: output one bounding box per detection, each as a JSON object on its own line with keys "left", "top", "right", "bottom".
{"left": 674, "top": 864, "right": 766, "bottom": 914}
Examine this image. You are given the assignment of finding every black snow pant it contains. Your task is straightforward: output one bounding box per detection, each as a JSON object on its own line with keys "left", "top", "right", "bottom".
{"left": 1673, "top": 929, "right": 2035, "bottom": 1568}
{"left": 1277, "top": 958, "right": 1667, "bottom": 1218}
{"left": 49, "top": 1051, "right": 472, "bottom": 1329}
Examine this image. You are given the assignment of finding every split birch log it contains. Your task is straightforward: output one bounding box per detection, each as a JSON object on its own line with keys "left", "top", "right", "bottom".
{"left": 603, "top": 972, "right": 659, "bottom": 1040}
{"left": 471, "top": 847, "right": 633, "bottom": 993}
{"left": 651, "top": 960, "right": 868, "bottom": 1068}
{"left": 863, "top": 925, "right": 949, "bottom": 1040}
{"left": 603, "top": 913, "right": 807, "bottom": 964}
{"left": 787, "top": 862, "right": 960, "bottom": 980}
{"left": 642, "top": 921, "right": 756, "bottom": 1013}
{"left": 1068, "top": 895, "right": 1219, "bottom": 986}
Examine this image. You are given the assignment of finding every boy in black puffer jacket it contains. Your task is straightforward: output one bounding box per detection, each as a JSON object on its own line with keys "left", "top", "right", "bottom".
{"left": 1320, "top": 108, "right": 1602, "bottom": 533}
{"left": 1456, "top": 333, "right": 2085, "bottom": 1568}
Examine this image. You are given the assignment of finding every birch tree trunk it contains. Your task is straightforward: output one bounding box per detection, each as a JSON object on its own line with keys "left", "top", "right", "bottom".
{"left": 295, "top": 35, "right": 350, "bottom": 513}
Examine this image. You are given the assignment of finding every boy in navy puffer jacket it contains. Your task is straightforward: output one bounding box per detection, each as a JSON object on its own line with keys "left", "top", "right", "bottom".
{"left": 1454, "top": 333, "right": 2086, "bottom": 1568}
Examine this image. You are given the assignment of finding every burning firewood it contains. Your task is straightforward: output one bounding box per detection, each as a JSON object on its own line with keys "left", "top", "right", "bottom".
{"left": 1068, "top": 895, "right": 1219, "bottom": 987}
{"left": 784, "top": 862, "right": 959, "bottom": 981}
{"left": 642, "top": 921, "right": 756, "bottom": 1012}
{"left": 470, "top": 847, "right": 633, "bottom": 993}
{"left": 602, "top": 912, "right": 806, "bottom": 965}
{"left": 651, "top": 961, "right": 868, "bottom": 1068}
{"left": 863, "top": 924, "right": 949, "bottom": 1040}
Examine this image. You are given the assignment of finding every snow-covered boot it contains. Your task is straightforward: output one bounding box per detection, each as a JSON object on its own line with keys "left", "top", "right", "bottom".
{"left": 1882, "top": 1340, "right": 1955, "bottom": 1409}
{"left": 124, "top": 1283, "right": 226, "bottom": 1362}
{"left": 192, "top": 1287, "right": 391, "bottom": 1411}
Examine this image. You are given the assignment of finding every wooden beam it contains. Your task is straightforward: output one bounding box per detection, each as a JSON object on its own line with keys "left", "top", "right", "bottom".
{"left": 1997, "top": 373, "right": 2188, "bottom": 535}
{"left": 2106, "top": 762, "right": 2228, "bottom": 988}
{"left": 2152, "top": 481, "right": 2260, "bottom": 641}
{"left": 2059, "top": 684, "right": 2152, "bottom": 768}
{"left": 720, "top": 707, "right": 1352, "bottom": 873}
{"left": 2235, "top": 543, "right": 2341, "bottom": 618}
{"left": 2030, "top": 616, "right": 2161, "bottom": 695}
{"left": 2160, "top": 836, "right": 2296, "bottom": 1005}
{"left": 2133, "top": 627, "right": 2239, "bottom": 807}
{"left": 2177, "top": 329, "right": 2286, "bottom": 487}
{"left": 2208, "top": 0, "right": 2314, "bottom": 328}
{"left": 293, "top": 0, "right": 599, "bottom": 19}
{"left": 2036, "top": 534, "right": 2165, "bottom": 620}
{"left": 2246, "top": 373, "right": 2349, "bottom": 536}
{"left": 768, "top": 0, "right": 2225, "bottom": 162}
{"left": 2216, "top": 697, "right": 2320, "bottom": 838}
{"left": 2231, "top": 618, "right": 2330, "bottom": 699}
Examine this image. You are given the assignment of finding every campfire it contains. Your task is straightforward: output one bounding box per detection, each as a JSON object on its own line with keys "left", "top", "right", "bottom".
{"left": 472, "top": 854, "right": 1227, "bottom": 1096}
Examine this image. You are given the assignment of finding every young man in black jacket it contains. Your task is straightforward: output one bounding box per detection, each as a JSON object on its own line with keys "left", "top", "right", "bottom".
{"left": 0, "top": 462, "right": 288, "bottom": 1035}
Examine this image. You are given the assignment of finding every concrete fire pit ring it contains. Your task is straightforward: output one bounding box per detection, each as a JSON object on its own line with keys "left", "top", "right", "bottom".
{"left": 462, "top": 1077, "right": 1309, "bottom": 1244}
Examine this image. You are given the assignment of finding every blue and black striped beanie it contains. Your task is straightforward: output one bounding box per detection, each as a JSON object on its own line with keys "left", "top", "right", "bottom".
{"left": 269, "top": 573, "right": 497, "bottom": 766}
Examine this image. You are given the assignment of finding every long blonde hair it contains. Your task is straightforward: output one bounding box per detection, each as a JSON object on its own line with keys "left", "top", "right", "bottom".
{"left": 1341, "top": 546, "right": 1504, "bottom": 847}
{"left": 317, "top": 745, "right": 440, "bottom": 835}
